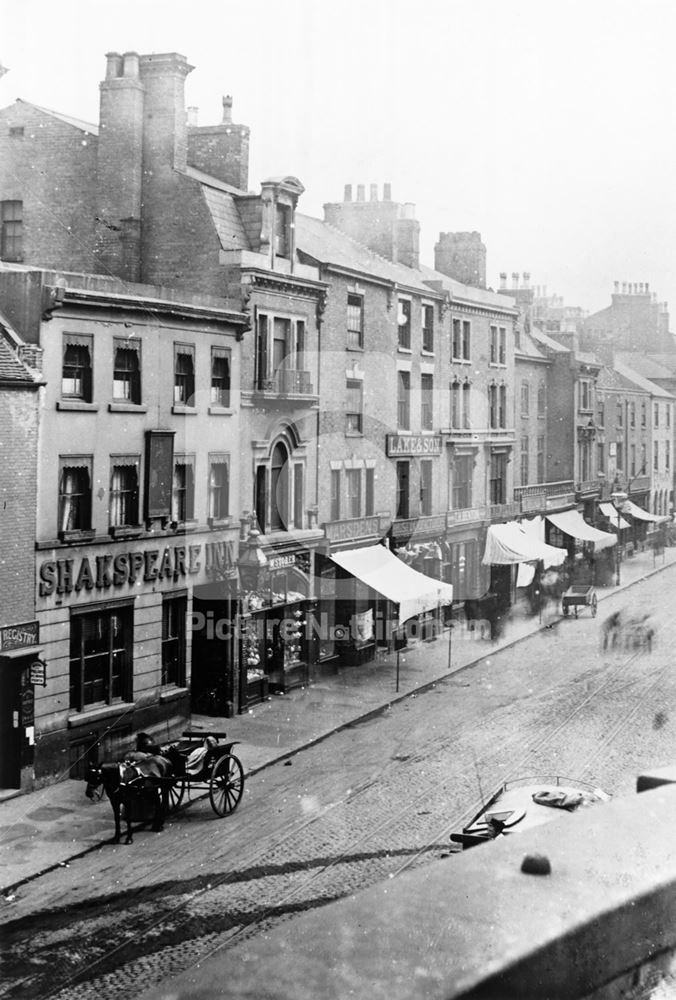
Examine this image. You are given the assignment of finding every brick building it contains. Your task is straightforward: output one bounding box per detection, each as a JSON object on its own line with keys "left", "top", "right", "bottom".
{"left": 0, "top": 266, "right": 246, "bottom": 787}
{"left": 0, "top": 313, "right": 41, "bottom": 790}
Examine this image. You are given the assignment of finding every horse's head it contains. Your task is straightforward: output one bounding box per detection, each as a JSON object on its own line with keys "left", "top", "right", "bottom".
{"left": 84, "top": 763, "right": 103, "bottom": 799}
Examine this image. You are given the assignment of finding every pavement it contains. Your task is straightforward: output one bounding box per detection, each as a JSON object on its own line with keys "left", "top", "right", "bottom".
{"left": 2, "top": 543, "right": 675, "bottom": 897}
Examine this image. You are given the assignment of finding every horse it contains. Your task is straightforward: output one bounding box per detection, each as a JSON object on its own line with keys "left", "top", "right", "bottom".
{"left": 85, "top": 754, "right": 173, "bottom": 844}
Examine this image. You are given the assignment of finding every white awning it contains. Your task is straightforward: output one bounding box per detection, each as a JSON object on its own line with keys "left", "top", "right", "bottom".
{"left": 621, "top": 499, "right": 666, "bottom": 523}
{"left": 547, "top": 509, "right": 616, "bottom": 550}
{"left": 599, "top": 502, "right": 631, "bottom": 531}
{"left": 330, "top": 545, "right": 454, "bottom": 623}
{"left": 482, "top": 522, "right": 566, "bottom": 567}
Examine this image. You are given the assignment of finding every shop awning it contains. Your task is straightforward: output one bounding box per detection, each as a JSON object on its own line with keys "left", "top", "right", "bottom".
{"left": 482, "top": 522, "right": 566, "bottom": 567}
{"left": 546, "top": 509, "right": 616, "bottom": 551}
{"left": 599, "top": 502, "right": 631, "bottom": 531}
{"left": 621, "top": 499, "right": 666, "bottom": 523}
{"left": 330, "top": 545, "right": 454, "bottom": 623}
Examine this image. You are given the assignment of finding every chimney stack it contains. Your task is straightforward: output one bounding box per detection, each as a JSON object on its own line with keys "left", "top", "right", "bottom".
{"left": 370, "top": 184, "right": 378, "bottom": 201}
{"left": 522, "top": 271, "right": 530, "bottom": 289}
{"left": 344, "top": 184, "right": 352, "bottom": 202}
{"left": 500, "top": 272, "right": 507, "bottom": 290}
{"left": 383, "top": 183, "right": 392, "bottom": 201}
{"left": 357, "top": 184, "right": 365, "bottom": 202}
{"left": 222, "top": 95, "right": 233, "bottom": 124}
{"left": 512, "top": 272, "right": 519, "bottom": 290}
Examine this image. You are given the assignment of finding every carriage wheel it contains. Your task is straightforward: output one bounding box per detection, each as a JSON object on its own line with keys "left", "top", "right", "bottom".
{"left": 591, "top": 595, "right": 598, "bottom": 618}
{"left": 209, "top": 754, "right": 244, "bottom": 817}
{"left": 167, "top": 780, "right": 185, "bottom": 812}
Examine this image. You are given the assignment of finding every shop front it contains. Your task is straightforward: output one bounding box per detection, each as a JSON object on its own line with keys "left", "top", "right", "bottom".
{"left": 545, "top": 508, "right": 616, "bottom": 586}
{"left": 237, "top": 531, "right": 318, "bottom": 706}
{"left": 34, "top": 528, "right": 239, "bottom": 783}
{"left": 0, "top": 621, "right": 44, "bottom": 790}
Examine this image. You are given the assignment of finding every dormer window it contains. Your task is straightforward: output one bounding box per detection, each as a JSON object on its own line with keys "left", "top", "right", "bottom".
{"left": 275, "top": 202, "right": 291, "bottom": 258}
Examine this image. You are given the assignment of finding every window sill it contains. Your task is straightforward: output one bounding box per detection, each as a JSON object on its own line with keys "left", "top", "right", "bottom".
{"left": 345, "top": 430, "right": 364, "bottom": 438}
{"left": 68, "top": 701, "right": 136, "bottom": 728}
{"left": 169, "top": 519, "right": 199, "bottom": 533}
{"left": 159, "top": 686, "right": 189, "bottom": 704}
{"left": 57, "top": 400, "right": 99, "bottom": 412}
{"left": 208, "top": 517, "right": 232, "bottom": 529}
{"left": 451, "top": 358, "right": 471, "bottom": 365}
{"left": 108, "top": 402, "right": 147, "bottom": 414}
{"left": 172, "top": 404, "right": 197, "bottom": 415}
{"left": 208, "top": 405, "right": 234, "bottom": 416}
{"left": 346, "top": 344, "right": 364, "bottom": 352}
{"left": 109, "top": 525, "right": 143, "bottom": 540}
{"left": 59, "top": 529, "right": 96, "bottom": 543}
{"left": 397, "top": 346, "right": 412, "bottom": 354}
{"left": 421, "top": 349, "right": 435, "bottom": 357}
{"left": 488, "top": 362, "right": 507, "bottom": 369}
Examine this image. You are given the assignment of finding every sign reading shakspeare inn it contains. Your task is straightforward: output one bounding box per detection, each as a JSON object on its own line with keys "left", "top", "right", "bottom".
{"left": 38, "top": 539, "right": 236, "bottom": 598}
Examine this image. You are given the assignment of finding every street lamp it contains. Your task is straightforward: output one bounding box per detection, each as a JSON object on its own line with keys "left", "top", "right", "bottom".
{"left": 610, "top": 489, "right": 628, "bottom": 586}
{"left": 237, "top": 526, "right": 269, "bottom": 593}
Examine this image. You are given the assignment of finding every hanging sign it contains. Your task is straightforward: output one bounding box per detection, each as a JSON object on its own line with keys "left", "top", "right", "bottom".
{"left": 29, "top": 660, "right": 47, "bottom": 687}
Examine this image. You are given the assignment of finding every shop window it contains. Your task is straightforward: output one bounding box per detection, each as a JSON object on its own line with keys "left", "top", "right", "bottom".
{"left": 174, "top": 345, "right": 195, "bottom": 405}
{"left": 398, "top": 298, "right": 411, "bottom": 349}
{"left": 211, "top": 348, "right": 231, "bottom": 407}
{"left": 452, "top": 454, "right": 473, "bottom": 509}
{"left": 69, "top": 605, "right": 133, "bottom": 710}
{"left": 396, "top": 461, "right": 410, "bottom": 518}
{"left": 62, "top": 335, "right": 93, "bottom": 401}
{"left": 109, "top": 459, "right": 139, "bottom": 527}
{"left": 346, "top": 379, "right": 363, "bottom": 434}
{"left": 397, "top": 370, "right": 411, "bottom": 429}
{"left": 172, "top": 458, "right": 195, "bottom": 522}
{"left": 365, "top": 468, "right": 375, "bottom": 516}
{"left": 113, "top": 341, "right": 141, "bottom": 403}
{"left": 347, "top": 293, "right": 364, "bottom": 349}
{"left": 421, "top": 373, "right": 434, "bottom": 430}
{"left": 1, "top": 200, "right": 22, "bottom": 260}
{"left": 330, "top": 469, "right": 341, "bottom": 521}
{"left": 162, "top": 595, "right": 186, "bottom": 687}
{"left": 420, "top": 460, "right": 432, "bottom": 515}
{"left": 59, "top": 458, "right": 92, "bottom": 534}
{"left": 346, "top": 469, "right": 361, "bottom": 518}
{"left": 422, "top": 303, "right": 434, "bottom": 353}
{"left": 208, "top": 456, "right": 230, "bottom": 521}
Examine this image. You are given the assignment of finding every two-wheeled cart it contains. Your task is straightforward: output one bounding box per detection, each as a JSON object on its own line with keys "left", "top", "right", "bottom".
{"left": 561, "top": 584, "right": 597, "bottom": 618}
{"left": 163, "top": 731, "right": 245, "bottom": 817}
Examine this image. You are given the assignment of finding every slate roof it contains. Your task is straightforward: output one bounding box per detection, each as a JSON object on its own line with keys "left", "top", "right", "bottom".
{"left": 614, "top": 360, "right": 675, "bottom": 399}
{"left": 16, "top": 98, "right": 98, "bottom": 135}
{"left": 0, "top": 336, "right": 38, "bottom": 384}
{"left": 615, "top": 352, "right": 676, "bottom": 380}
{"left": 529, "top": 326, "right": 569, "bottom": 354}
{"left": 596, "top": 365, "right": 648, "bottom": 393}
{"left": 515, "top": 329, "right": 548, "bottom": 361}
{"left": 201, "top": 185, "right": 249, "bottom": 250}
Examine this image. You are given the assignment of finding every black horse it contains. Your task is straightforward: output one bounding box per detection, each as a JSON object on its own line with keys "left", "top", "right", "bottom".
{"left": 85, "top": 754, "right": 173, "bottom": 844}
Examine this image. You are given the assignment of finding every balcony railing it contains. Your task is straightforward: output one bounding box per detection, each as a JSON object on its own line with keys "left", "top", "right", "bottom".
{"left": 575, "top": 478, "right": 602, "bottom": 497}
{"left": 256, "top": 369, "right": 315, "bottom": 397}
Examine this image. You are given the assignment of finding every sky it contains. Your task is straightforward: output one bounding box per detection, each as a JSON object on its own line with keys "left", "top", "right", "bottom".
{"left": 2, "top": 0, "right": 676, "bottom": 317}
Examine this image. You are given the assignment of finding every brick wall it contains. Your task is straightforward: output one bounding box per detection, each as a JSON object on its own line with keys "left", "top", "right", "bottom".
{"left": 0, "top": 103, "right": 98, "bottom": 273}
{"left": 0, "top": 386, "right": 38, "bottom": 626}
{"left": 188, "top": 125, "right": 250, "bottom": 190}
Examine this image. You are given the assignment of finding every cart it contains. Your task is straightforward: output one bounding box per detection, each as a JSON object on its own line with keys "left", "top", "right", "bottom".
{"left": 162, "top": 731, "right": 245, "bottom": 817}
{"left": 561, "top": 584, "right": 597, "bottom": 618}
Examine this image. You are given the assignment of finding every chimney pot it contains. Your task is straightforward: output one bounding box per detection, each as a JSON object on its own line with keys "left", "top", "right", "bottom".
{"left": 646, "top": 282, "right": 650, "bottom": 293}
{"left": 523, "top": 272, "right": 530, "bottom": 288}
{"left": 499, "top": 272, "right": 507, "bottom": 289}
{"left": 344, "top": 184, "right": 352, "bottom": 202}
{"left": 222, "top": 95, "right": 233, "bottom": 124}
{"left": 512, "top": 272, "right": 519, "bottom": 289}
{"left": 357, "top": 184, "right": 365, "bottom": 202}
{"left": 614, "top": 281, "right": 619, "bottom": 293}
{"left": 105, "top": 52, "right": 123, "bottom": 79}
{"left": 383, "top": 183, "right": 392, "bottom": 200}
{"left": 370, "top": 184, "right": 378, "bottom": 201}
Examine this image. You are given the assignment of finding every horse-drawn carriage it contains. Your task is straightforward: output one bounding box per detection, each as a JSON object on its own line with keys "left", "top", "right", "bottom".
{"left": 85, "top": 731, "right": 245, "bottom": 844}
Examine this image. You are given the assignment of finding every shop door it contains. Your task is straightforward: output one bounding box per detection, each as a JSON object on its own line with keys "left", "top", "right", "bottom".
{"left": 0, "top": 660, "right": 21, "bottom": 788}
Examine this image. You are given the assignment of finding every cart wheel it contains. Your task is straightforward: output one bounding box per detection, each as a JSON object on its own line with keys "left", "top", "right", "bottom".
{"left": 209, "top": 754, "right": 244, "bottom": 816}
{"left": 591, "top": 595, "right": 598, "bottom": 618}
{"left": 167, "top": 780, "right": 185, "bottom": 812}
{"left": 562, "top": 604, "right": 569, "bottom": 617}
